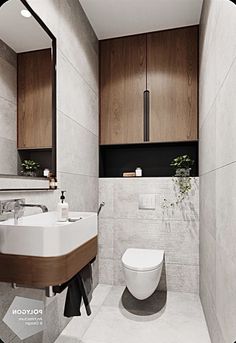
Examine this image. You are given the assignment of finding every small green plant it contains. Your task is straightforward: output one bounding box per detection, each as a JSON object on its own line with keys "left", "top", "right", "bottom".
{"left": 22, "top": 160, "right": 40, "bottom": 171}
{"left": 161, "top": 155, "right": 195, "bottom": 210}
{"left": 21, "top": 160, "right": 40, "bottom": 176}
{"left": 170, "top": 155, "right": 194, "bottom": 171}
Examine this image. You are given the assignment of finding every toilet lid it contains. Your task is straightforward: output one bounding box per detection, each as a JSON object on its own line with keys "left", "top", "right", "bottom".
{"left": 122, "top": 248, "right": 164, "bottom": 271}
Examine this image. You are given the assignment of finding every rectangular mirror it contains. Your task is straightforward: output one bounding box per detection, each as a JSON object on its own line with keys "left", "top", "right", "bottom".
{"left": 0, "top": 0, "right": 56, "bottom": 190}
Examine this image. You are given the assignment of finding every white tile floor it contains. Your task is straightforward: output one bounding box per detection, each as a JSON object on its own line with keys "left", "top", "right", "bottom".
{"left": 55, "top": 284, "right": 211, "bottom": 343}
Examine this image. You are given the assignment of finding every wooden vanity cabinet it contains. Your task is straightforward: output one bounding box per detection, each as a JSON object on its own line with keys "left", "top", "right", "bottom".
{"left": 147, "top": 26, "right": 198, "bottom": 142}
{"left": 17, "top": 48, "right": 52, "bottom": 149}
{"left": 100, "top": 35, "right": 146, "bottom": 144}
{"left": 99, "top": 26, "right": 198, "bottom": 144}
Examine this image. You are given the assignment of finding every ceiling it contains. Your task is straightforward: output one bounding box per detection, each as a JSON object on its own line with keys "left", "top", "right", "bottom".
{"left": 80, "top": 0, "right": 203, "bottom": 40}
{"left": 0, "top": 0, "right": 52, "bottom": 53}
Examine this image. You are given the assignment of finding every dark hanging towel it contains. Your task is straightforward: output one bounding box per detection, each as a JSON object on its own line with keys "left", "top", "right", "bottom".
{"left": 64, "top": 263, "right": 93, "bottom": 317}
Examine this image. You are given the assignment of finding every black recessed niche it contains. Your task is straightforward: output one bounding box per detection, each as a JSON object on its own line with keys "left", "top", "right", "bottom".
{"left": 99, "top": 141, "right": 198, "bottom": 178}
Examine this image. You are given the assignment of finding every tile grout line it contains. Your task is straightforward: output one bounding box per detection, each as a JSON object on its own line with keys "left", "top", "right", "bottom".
{"left": 58, "top": 109, "right": 99, "bottom": 139}
{"left": 58, "top": 48, "right": 98, "bottom": 97}
{"left": 0, "top": 94, "right": 16, "bottom": 106}
{"left": 80, "top": 286, "right": 113, "bottom": 341}
{"left": 99, "top": 217, "right": 199, "bottom": 222}
{"left": 200, "top": 53, "right": 236, "bottom": 130}
{"left": 199, "top": 159, "right": 236, "bottom": 177}
{"left": 0, "top": 136, "right": 16, "bottom": 144}
{"left": 58, "top": 170, "right": 98, "bottom": 178}
{"left": 98, "top": 257, "right": 199, "bottom": 267}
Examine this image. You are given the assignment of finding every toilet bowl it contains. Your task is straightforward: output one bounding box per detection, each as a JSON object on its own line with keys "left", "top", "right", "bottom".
{"left": 122, "top": 248, "right": 164, "bottom": 300}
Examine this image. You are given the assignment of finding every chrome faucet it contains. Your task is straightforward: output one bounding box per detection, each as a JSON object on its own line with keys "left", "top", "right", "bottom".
{"left": 0, "top": 199, "right": 48, "bottom": 224}
{"left": 19, "top": 203, "right": 48, "bottom": 213}
{"left": 13, "top": 201, "right": 48, "bottom": 224}
{"left": 0, "top": 199, "right": 25, "bottom": 224}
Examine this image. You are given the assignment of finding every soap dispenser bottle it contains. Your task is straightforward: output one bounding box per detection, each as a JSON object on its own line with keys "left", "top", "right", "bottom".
{"left": 57, "top": 191, "right": 69, "bottom": 222}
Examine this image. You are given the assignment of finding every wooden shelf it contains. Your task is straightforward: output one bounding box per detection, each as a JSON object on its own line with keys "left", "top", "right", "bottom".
{"left": 17, "top": 147, "right": 52, "bottom": 151}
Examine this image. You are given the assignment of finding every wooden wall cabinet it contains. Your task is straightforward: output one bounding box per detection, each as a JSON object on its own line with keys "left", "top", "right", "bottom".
{"left": 100, "top": 26, "right": 198, "bottom": 145}
{"left": 17, "top": 49, "right": 52, "bottom": 149}
{"left": 147, "top": 27, "right": 198, "bottom": 142}
{"left": 100, "top": 35, "right": 146, "bottom": 144}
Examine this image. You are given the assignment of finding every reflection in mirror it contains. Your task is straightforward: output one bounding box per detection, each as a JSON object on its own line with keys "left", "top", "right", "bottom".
{"left": 0, "top": 0, "right": 56, "bottom": 179}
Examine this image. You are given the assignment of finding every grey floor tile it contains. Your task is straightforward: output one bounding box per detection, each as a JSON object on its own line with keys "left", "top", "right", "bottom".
{"left": 57, "top": 286, "right": 211, "bottom": 343}
{"left": 54, "top": 305, "right": 99, "bottom": 343}
{"left": 90, "top": 284, "right": 112, "bottom": 308}
{"left": 55, "top": 336, "right": 81, "bottom": 343}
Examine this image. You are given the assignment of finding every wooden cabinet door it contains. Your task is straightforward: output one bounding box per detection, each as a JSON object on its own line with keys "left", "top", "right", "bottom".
{"left": 17, "top": 49, "right": 52, "bottom": 149}
{"left": 147, "top": 27, "right": 198, "bottom": 142}
{"left": 100, "top": 35, "right": 146, "bottom": 144}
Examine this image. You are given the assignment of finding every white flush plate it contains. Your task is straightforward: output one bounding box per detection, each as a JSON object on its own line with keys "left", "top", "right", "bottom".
{"left": 139, "top": 194, "right": 156, "bottom": 210}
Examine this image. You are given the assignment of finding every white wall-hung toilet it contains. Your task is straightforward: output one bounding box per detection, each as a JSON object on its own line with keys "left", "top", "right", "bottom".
{"left": 122, "top": 248, "right": 164, "bottom": 300}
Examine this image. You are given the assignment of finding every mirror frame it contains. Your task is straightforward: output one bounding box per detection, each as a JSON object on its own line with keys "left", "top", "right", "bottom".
{"left": 0, "top": 0, "right": 57, "bottom": 191}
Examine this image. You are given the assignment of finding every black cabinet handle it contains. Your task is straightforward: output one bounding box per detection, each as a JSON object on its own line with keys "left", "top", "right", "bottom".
{"left": 143, "top": 90, "right": 150, "bottom": 141}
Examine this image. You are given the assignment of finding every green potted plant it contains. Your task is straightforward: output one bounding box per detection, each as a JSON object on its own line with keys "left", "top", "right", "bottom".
{"left": 21, "top": 160, "right": 40, "bottom": 177}
{"left": 161, "top": 155, "right": 195, "bottom": 209}
{"left": 170, "top": 155, "right": 194, "bottom": 177}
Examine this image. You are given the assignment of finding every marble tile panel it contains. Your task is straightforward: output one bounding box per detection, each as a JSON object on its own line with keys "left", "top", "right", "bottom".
{"left": 0, "top": 137, "right": 17, "bottom": 175}
{"left": 112, "top": 177, "right": 199, "bottom": 221}
{"left": 98, "top": 179, "right": 114, "bottom": 219}
{"left": 160, "top": 264, "right": 199, "bottom": 293}
{"left": 215, "top": 59, "right": 236, "bottom": 168}
{"left": 58, "top": 173, "right": 98, "bottom": 212}
{"left": 0, "top": 97, "right": 16, "bottom": 141}
{"left": 57, "top": 111, "right": 98, "bottom": 177}
{"left": 99, "top": 259, "right": 114, "bottom": 285}
{"left": 199, "top": 171, "right": 216, "bottom": 239}
{"left": 98, "top": 218, "right": 113, "bottom": 259}
{"left": 216, "top": 163, "right": 236, "bottom": 266}
{"left": 113, "top": 219, "right": 199, "bottom": 265}
{"left": 214, "top": 0, "right": 236, "bottom": 89}
{"left": 57, "top": 51, "right": 98, "bottom": 136}
{"left": 58, "top": 0, "right": 98, "bottom": 93}
{"left": 216, "top": 244, "right": 236, "bottom": 343}
{"left": 199, "top": 103, "right": 216, "bottom": 175}
{"left": 0, "top": 56, "right": 16, "bottom": 104}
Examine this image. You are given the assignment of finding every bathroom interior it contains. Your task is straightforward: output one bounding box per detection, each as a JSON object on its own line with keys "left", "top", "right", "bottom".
{"left": 0, "top": 0, "right": 235, "bottom": 342}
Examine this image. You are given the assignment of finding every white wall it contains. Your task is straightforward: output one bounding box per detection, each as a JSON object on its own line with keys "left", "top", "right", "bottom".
{"left": 0, "top": 0, "right": 98, "bottom": 342}
{"left": 99, "top": 177, "right": 199, "bottom": 293}
{"left": 199, "top": 0, "right": 236, "bottom": 342}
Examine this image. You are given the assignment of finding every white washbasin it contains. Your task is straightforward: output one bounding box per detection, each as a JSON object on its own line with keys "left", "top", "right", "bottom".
{"left": 0, "top": 211, "right": 97, "bottom": 257}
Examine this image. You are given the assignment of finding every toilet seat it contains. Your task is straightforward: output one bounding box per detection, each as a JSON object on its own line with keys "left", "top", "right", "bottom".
{"left": 122, "top": 248, "right": 164, "bottom": 272}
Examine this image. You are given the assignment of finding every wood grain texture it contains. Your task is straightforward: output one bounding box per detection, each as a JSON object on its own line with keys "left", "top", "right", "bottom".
{"left": 0, "top": 236, "right": 97, "bottom": 287}
{"left": 100, "top": 35, "right": 146, "bottom": 144}
{"left": 17, "top": 49, "right": 52, "bottom": 149}
{"left": 147, "top": 26, "right": 198, "bottom": 142}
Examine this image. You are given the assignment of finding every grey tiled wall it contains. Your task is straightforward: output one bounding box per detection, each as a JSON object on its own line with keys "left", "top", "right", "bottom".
{"left": 0, "top": 0, "right": 99, "bottom": 342}
{"left": 0, "top": 39, "right": 17, "bottom": 175}
{"left": 199, "top": 1, "right": 236, "bottom": 342}
{"left": 99, "top": 177, "right": 199, "bottom": 293}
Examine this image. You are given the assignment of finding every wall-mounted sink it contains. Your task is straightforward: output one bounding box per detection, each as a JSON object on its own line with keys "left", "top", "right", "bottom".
{"left": 0, "top": 211, "right": 97, "bottom": 257}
